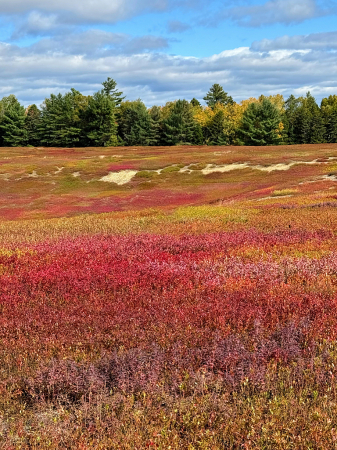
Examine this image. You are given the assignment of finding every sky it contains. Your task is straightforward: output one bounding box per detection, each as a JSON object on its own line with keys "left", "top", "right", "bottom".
{"left": 0, "top": 0, "right": 336, "bottom": 107}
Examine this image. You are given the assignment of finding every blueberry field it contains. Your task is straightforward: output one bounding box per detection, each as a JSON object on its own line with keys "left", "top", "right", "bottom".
{"left": 2, "top": 144, "right": 337, "bottom": 448}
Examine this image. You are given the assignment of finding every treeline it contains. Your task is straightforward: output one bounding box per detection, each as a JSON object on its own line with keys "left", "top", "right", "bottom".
{"left": 1, "top": 79, "right": 337, "bottom": 147}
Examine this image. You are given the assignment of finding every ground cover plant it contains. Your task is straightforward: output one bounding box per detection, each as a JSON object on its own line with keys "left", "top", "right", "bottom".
{"left": 2, "top": 144, "right": 337, "bottom": 448}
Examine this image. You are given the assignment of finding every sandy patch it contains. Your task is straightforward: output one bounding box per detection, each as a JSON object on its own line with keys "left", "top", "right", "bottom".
{"left": 202, "top": 163, "right": 249, "bottom": 174}
{"left": 28, "top": 170, "right": 38, "bottom": 178}
{"left": 321, "top": 174, "right": 337, "bottom": 181}
{"left": 254, "top": 160, "right": 320, "bottom": 172}
{"left": 200, "top": 159, "right": 325, "bottom": 175}
{"left": 0, "top": 173, "right": 10, "bottom": 181}
{"left": 72, "top": 172, "right": 80, "bottom": 178}
{"left": 179, "top": 165, "right": 193, "bottom": 174}
{"left": 100, "top": 170, "right": 138, "bottom": 185}
{"left": 97, "top": 158, "right": 337, "bottom": 185}
{"left": 254, "top": 163, "right": 296, "bottom": 172}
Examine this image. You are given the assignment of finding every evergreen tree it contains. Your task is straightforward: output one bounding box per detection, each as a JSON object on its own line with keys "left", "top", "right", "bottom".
{"left": 321, "top": 95, "right": 337, "bottom": 143}
{"left": 149, "top": 106, "right": 163, "bottom": 145}
{"left": 311, "top": 108, "right": 326, "bottom": 144}
{"left": 0, "top": 95, "right": 27, "bottom": 147}
{"left": 295, "top": 93, "right": 325, "bottom": 144}
{"left": 326, "top": 108, "right": 337, "bottom": 143}
{"left": 238, "top": 98, "right": 283, "bottom": 146}
{"left": 81, "top": 91, "right": 117, "bottom": 147}
{"left": 193, "top": 122, "right": 204, "bottom": 145}
{"left": 102, "top": 78, "right": 125, "bottom": 107}
{"left": 25, "top": 104, "right": 41, "bottom": 146}
{"left": 283, "top": 95, "right": 301, "bottom": 144}
{"left": 118, "top": 100, "right": 156, "bottom": 146}
{"left": 205, "top": 110, "right": 228, "bottom": 145}
{"left": 162, "top": 99, "right": 195, "bottom": 145}
{"left": 190, "top": 98, "right": 201, "bottom": 107}
{"left": 203, "top": 84, "right": 234, "bottom": 109}
{"left": 39, "top": 89, "right": 87, "bottom": 147}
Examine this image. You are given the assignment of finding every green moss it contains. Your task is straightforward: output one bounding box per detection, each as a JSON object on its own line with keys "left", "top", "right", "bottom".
{"left": 55, "top": 174, "right": 83, "bottom": 192}
{"left": 135, "top": 170, "right": 157, "bottom": 179}
{"left": 161, "top": 165, "right": 181, "bottom": 174}
{"left": 189, "top": 163, "right": 207, "bottom": 170}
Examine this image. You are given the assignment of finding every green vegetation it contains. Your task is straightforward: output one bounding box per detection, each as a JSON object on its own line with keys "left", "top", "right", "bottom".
{"left": 1, "top": 81, "right": 337, "bottom": 147}
{"left": 238, "top": 97, "right": 283, "bottom": 145}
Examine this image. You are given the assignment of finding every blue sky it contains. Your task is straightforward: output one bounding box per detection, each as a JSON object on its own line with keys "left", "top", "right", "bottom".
{"left": 0, "top": 0, "right": 336, "bottom": 106}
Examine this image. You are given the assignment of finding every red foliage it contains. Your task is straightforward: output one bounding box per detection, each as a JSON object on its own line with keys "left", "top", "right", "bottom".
{"left": 107, "top": 162, "right": 138, "bottom": 171}
{"left": 1, "top": 228, "right": 337, "bottom": 397}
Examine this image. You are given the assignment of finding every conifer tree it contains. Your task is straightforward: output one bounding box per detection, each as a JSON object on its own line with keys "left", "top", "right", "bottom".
{"left": 283, "top": 95, "right": 301, "bottom": 144}
{"left": 321, "top": 95, "right": 337, "bottom": 143}
{"left": 162, "top": 99, "right": 195, "bottom": 145}
{"left": 25, "top": 104, "right": 41, "bottom": 146}
{"left": 39, "top": 89, "right": 87, "bottom": 147}
{"left": 149, "top": 106, "right": 163, "bottom": 145}
{"left": 190, "top": 98, "right": 201, "bottom": 107}
{"left": 193, "top": 122, "right": 204, "bottom": 145}
{"left": 118, "top": 100, "right": 156, "bottom": 146}
{"left": 102, "top": 78, "right": 125, "bottom": 107}
{"left": 0, "top": 95, "right": 27, "bottom": 147}
{"left": 81, "top": 91, "right": 118, "bottom": 147}
{"left": 238, "top": 98, "right": 283, "bottom": 146}
{"left": 310, "top": 109, "right": 326, "bottom": 144}
{"left": 295, "top": 93, "right": 325, "bottom": 144}
{"left": 326, "top": 108, "right": 337, "bottom": 143}
{"left": 203, "top": 84, "right": 234, "bottom": 109}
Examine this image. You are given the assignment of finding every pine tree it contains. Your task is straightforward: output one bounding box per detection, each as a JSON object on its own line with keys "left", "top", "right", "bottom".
{"left": 39, "top": 89, "right": 86, "bottom": 147}
{"left": 81, "top": 91, "right": 118, "bottom": 147}
{"left": 203, "top": 84, "right": 234, "bottom": 109}
{"left": 306, "top": 92, "right": 325, "bottom": 143}
{"left": 238, "top": 98, "right": 283, "bottom": 146}
{"left": 118, "top": 100, "right": 156, "bottom": 146}
{"left": 295, "top": 93, "right": 325, "bottom": 144}
{"left": 321, "top": 95, "right": 337, "bottom": 143}
{"left": 193, "top": 122, "right": 204, "bottom": 145}
{"left": 25, "top": 104, "right": 41, "bottom": 146}
{"left": 190, "top": 98, "right": 201, "bottom": 107}
{"left": 310, "top": 109, "right": 326, "bottom": 144}
{"left": 326, "top": 108, "right": 337, "bottom": 143}
{"left": 102, "top": 78, "right": 125, "bottom": 107}
{"left": 0, "top": 95, "right": 27, "bottom": 147}
{"left": 162, "top": 100, "right": 195, "bottom": 145}
{"left": 297, "top": 104, "right": 311, "bottom": 144}
{"left": 283, "top": 95, "right": 301, "bottom": 144}
{"left": 149, "top": 106, "right": 163, "bottom": 145}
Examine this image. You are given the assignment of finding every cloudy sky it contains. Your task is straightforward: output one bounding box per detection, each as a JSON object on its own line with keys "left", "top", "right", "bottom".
{"left": 0, "top": 0, "right": 336, "bottom": 106}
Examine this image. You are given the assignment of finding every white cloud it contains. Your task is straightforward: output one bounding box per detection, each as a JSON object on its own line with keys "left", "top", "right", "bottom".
{"left": 251, "top": 31, "right": 337, "bottom": 51}
{"left": 27, "top": 30, "right": 169, "bottom": 56}
{"left": 12, "top": 12, "right": 68, "bottom": 38}
{"left": 0, "top": 40, "right": 336, "bottom": 106}
{"left": 226, "top": 0, "right": 327, "bottom": 26}
{"left": 0, "top": 0, "right": 171, "bottom": 24}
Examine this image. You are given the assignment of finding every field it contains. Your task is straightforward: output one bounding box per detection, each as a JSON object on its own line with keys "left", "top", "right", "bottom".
{"left": 2, "top": 144, "right": 337, "bottom": 448}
